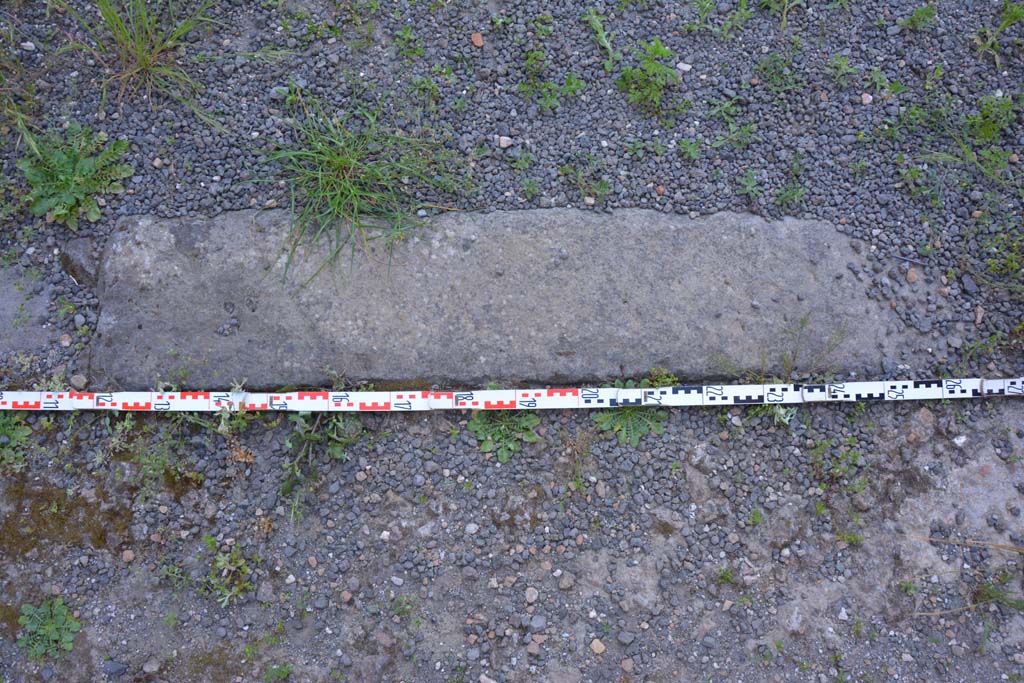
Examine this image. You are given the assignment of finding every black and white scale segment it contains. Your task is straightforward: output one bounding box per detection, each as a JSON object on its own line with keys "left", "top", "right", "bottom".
{"left": 0, "top": 378, "right": 1021, "bottom": 412}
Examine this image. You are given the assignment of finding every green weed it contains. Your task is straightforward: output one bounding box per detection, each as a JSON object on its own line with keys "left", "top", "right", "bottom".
{"left": 592, "top": 378, "right": 669, "bottom": 447}
{"left": 265, "top": 663, "right": 294, "bottom": 681}
{"left": 17, "top": 121, "right": 131, "bottom": 231}
{"left": 975, "top": 1, "right": 1024, "bottom": 67}
{"left": 0, "top": 50, "right": 35, "bottom": 142}
{"left": 677, "top": 139, "right": 701, "bottom": 160}
{"left": 737, "top": 169, "right": 761, "bottom": 199}
{"left": 711, "top": 121, "right": 756, "bottom": 150}
{"left": 269, "top": 103, "right": 466, "bottom": 282}
{"left": 616, "top": 37, "right": 680, "bottom": 118}
{"left": 715, "top": 568, "right": 736, "bottom": 585}
{"left": 900, "top": 3, "right": 936, "bottom": 30}
{"left": 409, "top": 75, "right": 440, "bottom": 106}
{"left": 748, "top": 402, "right": 797, "bottom": 427}
{"left": 207, "top": 542, "right": 256, "bottom": 607}
{"left": 757, "top": 0, "right": 805, "bottom": 30}
{"left": 775, "top": 183, "right": 806, "bottom": 208}
{"left": 559, "top": 155, "right": 611, "bottom": 200}
{"left": 510, "top": 152, "right": 533, "bottom": 172}
{"left": 0, "top": 411, "right": 31, "bottom": 472}
{"left": 984, "top": 230, "right": 1023, "bottom": 292}
{"left": 685, "top": 0, "right": 714, "bottom": 32}
{"left": 867, "top": 68, "right": 907, "bottom": 98}
{"left": 827, "top": 55, "right": 859, "bottom": 87}
{"left": 708, "top": 96, "right": 742, "bottom": 124}
{"left": 582, "top": 8, "right": 621, "bottom": 72}
{"left": 973, "top": 571, "right": 1024, "bottom": 611}
{"left": 562, "top": 73, "right": 586, "bottom": 97}
{"left": 394, "top": 25, "right": 423, "bottom": 61}
{"left": 756, "top": 50, "right": 805, "bottom": 95}
{"left": 16, "top": 598, "right": 81, "bottom": 661}
{"left": 836, "top": 531, "right": 864, "bottom": 547}
{"left": 520, "top": 177, "right": 539, "bottom": 200}
{"left": 285, "top": 412, "right": 361, "bottom": 473}
{"left": 466, "top": 410, "right": 541, "bottom": 464}
{"left": 717, "top": 0, "right": 754, "bottom": 39}
{"left": 390, "top": 595, "right": 416, "bottom": 617}
{"left": 775, "top": 153, "right": 806, "bottom": 208}
{"left": 57, "top": 0, "right": 213, "bottom": 109}
{"left": 966, "top": 95, "right": 1017, "bottom": 145}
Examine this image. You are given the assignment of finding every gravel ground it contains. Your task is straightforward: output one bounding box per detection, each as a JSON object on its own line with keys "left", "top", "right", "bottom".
{"left": 1, "top": 0, "right": 1023, "bottom": 681}
{"left": 1, "top": 0, "right": 1022, "bottom": 388}
{"left": 1, "top": 395, "right": 1024, "bottom": 682}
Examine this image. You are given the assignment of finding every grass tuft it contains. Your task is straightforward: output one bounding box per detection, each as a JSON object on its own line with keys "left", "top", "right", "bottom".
{"left": 268, "top": 102, "right": 468, "bottom": 282}
{"left": 57, "top": 0, "right": 213, "bottom": 111}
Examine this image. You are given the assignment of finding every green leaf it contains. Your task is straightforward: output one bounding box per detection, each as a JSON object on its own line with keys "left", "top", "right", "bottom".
{"left": 593, "top": 407, "right": 667, "bottom": 447}
{"left": 17, "top": 120, "right": 129, "bottom": 231}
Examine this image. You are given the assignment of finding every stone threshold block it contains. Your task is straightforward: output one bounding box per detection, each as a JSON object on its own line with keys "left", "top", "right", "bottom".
{"left": 88, "top": 208, "right": 917, "bottom": 390}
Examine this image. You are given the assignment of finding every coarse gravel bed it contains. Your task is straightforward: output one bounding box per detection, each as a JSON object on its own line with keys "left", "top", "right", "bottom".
{"left": 1, "top": 0, "right": 1023, "bottom": 682}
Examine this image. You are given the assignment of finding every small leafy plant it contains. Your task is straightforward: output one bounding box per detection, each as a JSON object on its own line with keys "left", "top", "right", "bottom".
{"left": 749, "top": 402, "right": 798, "bottom": 427}
{"left": 966, "top": 95, "right": 1017, "bottom": 145}
{"left": 17, "top": 598, "right": 81, "bottom": 660}
{"left": 520, "top": 177, "right": 539, "bottom": 199}
{"left": 776, "top": 152, "right": 807, "bottom": 208}
{"left": 685, "top": 0, "right": 714, "bottom": 32}
{"left": 758, "top": 0, "right": 805, "bottom": 30}
{"left": 975, "top": 1, "right": 1024, "bottom": 67}
{"left": 466, "top": 410, "right": 541, "bottom": 463}
{"left": 264, "top": 664, "right": 294, "bottom": 682}
{"left": 286, "top": 412, "right": 362, "bottom": 470}
{"left": 592, "top": 372, "right": 674, "bottom": 447}
{"left": 582, "top": 8, "right": 621, "bottom": 72}
{"left": 677, "top": 139, "right": 701, "bottom": 160}
{"left": 616, "top": 37, "right": 680, "bottom": 118}
{"left": 206, "top": 539, "right": 256, "bottom": 607}
{"left": 867, "top": 67, "right": 907, "bottom": 98}
{"left": 717, "top": 0, "right": 754, "bottom": 39}
{"left": 827, "top": 55, "right": 859, "bottom": 87}
{"left": 708, "top": 96, "right": 742, "bottom": 124}
{"left": 775, "top": 183, "right": 806, "bottom": 208}
{"left": 559, "top": 155, "right": 611, "bottom": 201}
{"left": 737, "top": 169, "right": 762, "bottom": 199}
{"left": 756, "top": 50, "right": 805, "bottom": 95}
{"left": 409, "top": 75, "right": 440, "bottom": 106}
{"left": 394, "top": 25, "right": 424, "bottom": 61}
{"left": 0, "top": 411, "right": 32, "bottom": 472}
{"left": 711, "top": 121, "right": 756, "bottom": 150}
{"left": 17, "top": 121, "right": 132, "bottom": 231}
{"left": 900, "top": 3, "right": 936, "bottom": 30}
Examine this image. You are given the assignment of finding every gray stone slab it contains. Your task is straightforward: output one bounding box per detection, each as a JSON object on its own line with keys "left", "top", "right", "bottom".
{"left": 1, "top": 266, "right": 52, "bottom": 353}
{"left": 89, "top": 209, "right": 915, "bottom": 390}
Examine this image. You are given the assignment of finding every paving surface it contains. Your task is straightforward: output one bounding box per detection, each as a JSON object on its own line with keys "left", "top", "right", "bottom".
{"left": 0, "top": 266, "right": 52, "bottom": 353}
{"left": 88, "top": 209, "right": 921, "bottom": 390}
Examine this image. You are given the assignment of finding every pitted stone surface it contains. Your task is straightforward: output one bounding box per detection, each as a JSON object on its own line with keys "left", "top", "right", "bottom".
{"left": 1, "top": 266, "right": 53, "bottom": 353}
{"left": 89, "top": 209, "right": 921, "bottom": 390}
